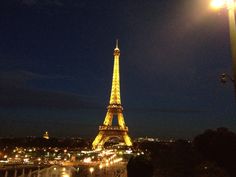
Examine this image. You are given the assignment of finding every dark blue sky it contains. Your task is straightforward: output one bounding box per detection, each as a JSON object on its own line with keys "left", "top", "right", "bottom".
{"left": 0, "top": 0, "right": 235, "bottom": 139}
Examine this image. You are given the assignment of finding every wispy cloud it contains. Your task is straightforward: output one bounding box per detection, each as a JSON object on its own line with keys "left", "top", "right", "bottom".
{"left": 0, "top": 70, "right": 100, "bottom": 110}
{"left": 126, "top": 107, "right": 204, "bottom": 114}
{"left": 21, "top": 0, "right": 64, "bottom": 7}
{"left": 0, "top": 70, "right": 74, "bottom": 87}
{"left": 21, "top": 0, "right": 38, "bottom": 6}
{"left": 0, "top": 86, "right": 99, "bottom": 109}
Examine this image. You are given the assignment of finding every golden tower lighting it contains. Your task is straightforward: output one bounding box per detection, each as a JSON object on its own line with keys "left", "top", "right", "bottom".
{"left": 92, "top": 40, "right": 132, "bottom": 149}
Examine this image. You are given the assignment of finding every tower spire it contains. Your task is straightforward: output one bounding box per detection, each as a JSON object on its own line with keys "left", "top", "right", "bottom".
{"left": 114, "top": 39, "right": 120, "bottom": 56}
{"left": 116, "top": 39, "right": 119, "bottom": 49}
{"left": 110, "top": 40, "right": 121, "bottom": 105}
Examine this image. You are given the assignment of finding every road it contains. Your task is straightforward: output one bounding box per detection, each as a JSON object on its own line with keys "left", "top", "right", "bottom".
{"left": 95, "top": 163, "right": 127, "bottom": 177}
{"left": 18, "top": 163, "right": 128, "bottom": 177}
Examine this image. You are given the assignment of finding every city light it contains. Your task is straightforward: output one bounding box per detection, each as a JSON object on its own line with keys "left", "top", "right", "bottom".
{"left": 62, "top": 174, "right": 69, "bottom": 177}
{"left": 83, "top": 157, "right": 92, "bottom": 163}
{"left": 89, "top": 167, "right": 94, "bottom": 174}
{"left": 0, "top": 138, "right": 142, "bottom": 177}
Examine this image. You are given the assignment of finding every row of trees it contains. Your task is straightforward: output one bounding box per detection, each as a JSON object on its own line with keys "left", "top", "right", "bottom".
{"left": 128, "top": 127, "right": 236, "bottom": 177}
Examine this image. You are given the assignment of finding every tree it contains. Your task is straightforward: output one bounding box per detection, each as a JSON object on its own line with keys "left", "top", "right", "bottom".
{"left": 194, "top": 161, "right": 229, "bottom": 177}
{"left": 194, "top": 127, "right": 236, "bottom": 177}
{"left": 127, "top": 155, "right": 154, "bottom": 177}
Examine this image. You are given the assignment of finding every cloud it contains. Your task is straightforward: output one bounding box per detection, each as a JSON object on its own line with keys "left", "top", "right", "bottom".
{"left": 21, "top": 0, "right": 64, "bottom": 6}
{"left": 0, "top": 70, "right": 74, "bottom": 87}
{"left": 127, "top": 107, "right": 204, "bottom": 114}
{"left": 0, "top": 86, "right": 99, "bottom": 109}
{"left": 21, "top": 0, "right": 38, "bottom": 6}
{"left": 0, "top": 70, "right": 100, "bottom": 110}
{"left": 14, "top": 70, "right": 73, "bottom": 81}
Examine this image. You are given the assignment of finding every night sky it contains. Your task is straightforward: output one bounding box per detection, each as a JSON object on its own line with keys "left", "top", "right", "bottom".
{"left": 0, "top": 0, "right": 236, "bottom": 139}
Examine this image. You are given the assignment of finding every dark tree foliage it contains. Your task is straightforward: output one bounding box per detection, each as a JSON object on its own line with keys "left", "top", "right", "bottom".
{"left": 137, "top": 140, "right": 201, "bottom": 177}
{"left": 136, "top": 127, "right": 236, "bottom": 177}
{"left": 194, "top": 127, "right": 236, "bottom": 177}
{"left": 127, "top": 155, "right": 154, "bottom": 177}
{"left": 194, "top": 161, "right": 230, "bottom": 177}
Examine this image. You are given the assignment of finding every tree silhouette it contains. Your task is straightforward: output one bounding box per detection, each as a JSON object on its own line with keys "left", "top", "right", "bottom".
{"left": 194, "top": 127, "right": 236, "bottom": 177}
{"left": 127, "top": 155, "right": 153, "bottom": 177}
{"left": 194, "top": 161, "right": 229, "bottom": 177}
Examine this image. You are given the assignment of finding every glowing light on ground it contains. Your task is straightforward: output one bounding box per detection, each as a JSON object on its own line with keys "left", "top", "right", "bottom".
{"left": 89, "top": 167, "right": 94, "bottom": 174}
{"left": 83, "top": 157, "right": 92, "bottom": 163}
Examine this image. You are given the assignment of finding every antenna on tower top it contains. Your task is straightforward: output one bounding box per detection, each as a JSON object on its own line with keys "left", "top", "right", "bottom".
{"left": 116, "top": 39, "right": 119, "bottom": 48}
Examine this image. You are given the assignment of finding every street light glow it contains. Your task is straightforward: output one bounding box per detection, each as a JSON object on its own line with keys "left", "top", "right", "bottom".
{"left": 226, "top": 0, "right": 236, "bottom": 9}
{"left": 210, "top": 0, "right": 225, "bottom": 9}
{"left": 210, "top": 0, "right": 236, "bottom": 9}
{"left": 89, "top": 167, "right": 94, "bottom": 174}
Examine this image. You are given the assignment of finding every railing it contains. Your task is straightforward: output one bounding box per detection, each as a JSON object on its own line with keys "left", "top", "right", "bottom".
{"left": 99, "top": 126, "right": 128, "bottom": 131}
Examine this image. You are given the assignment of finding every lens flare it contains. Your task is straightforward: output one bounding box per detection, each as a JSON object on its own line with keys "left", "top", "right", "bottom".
{"left": 210, "top": 0, "right": 225, "bottom": 9}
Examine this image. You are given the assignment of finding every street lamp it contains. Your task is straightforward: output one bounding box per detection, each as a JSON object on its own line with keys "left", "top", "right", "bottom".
{"left": 210, "top": 0, "right": 236, "bottom": 99}
{"left": 220, "top": 73, "right": 234, "bottom": 83}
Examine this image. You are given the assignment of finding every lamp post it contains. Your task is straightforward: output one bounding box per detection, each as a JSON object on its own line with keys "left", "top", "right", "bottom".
{"left": 211, "top": 0, "right": 236, "bottom": 98}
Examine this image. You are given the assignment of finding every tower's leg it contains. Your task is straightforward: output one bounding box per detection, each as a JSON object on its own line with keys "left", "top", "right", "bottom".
{"left": 92, "top": 132, "right": 112, "bottom": 149}
{"left": 92, "top": 132, "right": 104, "bottom": 149}
{"left": 117, "top": 113, "right": 126, "bottom": 128}
{"left": 98, "top": 137, "right": 110, "bottom": 148}
{"left": 103, "top": 111, "right": 113, "bottom": 126}
{"left": 123, "top": 133, "right": 132, "bottom": 146}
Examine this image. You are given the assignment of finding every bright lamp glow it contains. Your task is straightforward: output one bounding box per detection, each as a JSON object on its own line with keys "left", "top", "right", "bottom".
{"left": 210, "top": 0, "right": 225, "bottom": 9}
{"left": 89, "top": 167, "right": 94, "bottom": 174}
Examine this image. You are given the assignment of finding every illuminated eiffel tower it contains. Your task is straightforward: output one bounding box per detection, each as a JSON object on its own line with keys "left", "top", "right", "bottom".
{"left": 92, "top": 40, "right": 132, "bottom": 149}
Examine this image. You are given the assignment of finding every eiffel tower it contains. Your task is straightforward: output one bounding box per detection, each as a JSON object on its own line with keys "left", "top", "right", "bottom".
{"left": 92, "top": 40, "right": 132, "bottom": 149}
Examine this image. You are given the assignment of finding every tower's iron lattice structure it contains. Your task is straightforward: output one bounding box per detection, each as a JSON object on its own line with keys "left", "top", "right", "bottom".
{"left": 92, "top": 41, "right": 132, "bottom": 149}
